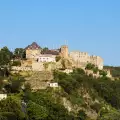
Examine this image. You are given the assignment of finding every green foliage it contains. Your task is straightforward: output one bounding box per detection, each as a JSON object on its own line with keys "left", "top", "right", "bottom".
{"left": 97, "top": 108, "right": 120, "bottom": 120}
{"left": 90, "top": 103, "right": 102, "bottom": 113}
{"left": 0, "top": 96, "right": 26, "bottom": 120}
{"left": 55, "top": 55, "right": 61, "bottom": 62}
{"left": 69, "top": 93, "right": 84, "bottom": 105}
{"left": 43, "top": 63, "right": 49, "bottom": 70}
{"left": 93, "top": 67, "right": 99, "bottom": 74}
{"left": 93, "top": 78, "right": 120, "bottom": 109}
{"left": 73, "top": 68, "right": 85, "bottom": 75}
{"left": 14, "top": 48, "right": 26, "bottom": 59}
{"left": 104, "top": 66, "right": 120, "bottom": 78}
{"left": 27, "top": 101, "right": 48, "bottom": 120}
{"left": 0, "top": 112, "right": 17, "bottom": 120}
{"left": 99, "top": 70, "right": 107, "bottom": 77}
{"left": 26, "top": 91, "right": 73, "bottom": 120}
{"left": 4, "top": 77, "right": 25, "bottom": 93}
{"left": 42, "top": 47, "right": 49, "bottom": 52}
{"left": 54, "top": 69, "right": 120, "bottom": 114}
{"left": 61, "top": 59, "right": 66, "bottom": 70}
{"left": 0, "top": 47, "right": 12, "bottom": 66}
{"left": 12, "top": 60, "right": 21, "bottom": 66}
{"left": 0, "top": 68, "right": 10, "bottom": 77}
{"left": 77, "top": 110, "right": 87, "bottom": 120}
{"left": 85, "top": 63, "right": 95, "bottom": 70}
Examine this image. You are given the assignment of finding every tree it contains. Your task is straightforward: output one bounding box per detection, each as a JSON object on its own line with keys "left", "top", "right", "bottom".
{"left": 12, "top": 60, "right": 21, "bottom": 66}
{"left": 14, "top": 48, "right": 26, "bottom": 59}
{"left": 4, "top": 77, "right": 25, "bottom": 93}
{"left": 85, "top": 63, "right": 95, "bottom": 70}
{"left": 27, "top": 101, "right": 48, "bottom": 120}
{"left": 99, "top": 70, "right": 107, "bottom": 77}
{"left": 55, "top": 56, "right": 61, "bottom": 62}
{"left": 42, "top": 47, "right": 49, "bottom": 52}
{"left": 0, "top": 96, "right": 26, "bottom": 120}
{"left": 0, "top": 47, "right": 12, "bottom": 67}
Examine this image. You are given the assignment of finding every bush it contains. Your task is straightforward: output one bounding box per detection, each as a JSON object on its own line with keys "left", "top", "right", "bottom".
{"left": 99, "top": 70, "right": 107, "bottom": 77}
{"left": 77, "top": 110, "right": 87, "bottom": 120}
{"left": 55, "top": 55, "right": 61, "bottom": 62}
{"left": 93, "top": 67, "right": 98, "bottom": 74}
{"left": 12, "top": 61, "right": 21, "bottom": 66}
{"left": 90, "top": 103, "right": 102, "bottom": 113}
{"left": 0, "top": 96, "right": 26, "bottom": 119}
{"left": 85, "top": 63, "right": 95, "bottom": 70}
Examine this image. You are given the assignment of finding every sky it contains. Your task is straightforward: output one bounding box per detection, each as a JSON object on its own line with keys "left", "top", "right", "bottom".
{"left": 0, "top": 0, "right": 120, "bottom": 66}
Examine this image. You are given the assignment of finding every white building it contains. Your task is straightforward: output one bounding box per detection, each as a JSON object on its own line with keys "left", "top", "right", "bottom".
{"left": 63, "top": 69, "right": 73, "bottom": 74}
{"left": 0, "top": 94, "right": 7, "bottom": 101}
{"left": 49, "top": 83, "right": 58, "bottom": 88}
{"left": 37, "top": 54, "right": 56, "bottom": 63}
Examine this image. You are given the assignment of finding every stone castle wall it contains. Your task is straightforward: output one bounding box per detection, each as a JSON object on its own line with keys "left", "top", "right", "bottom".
{"left": 70, "top": 51, "right": 103, "bottom": 70}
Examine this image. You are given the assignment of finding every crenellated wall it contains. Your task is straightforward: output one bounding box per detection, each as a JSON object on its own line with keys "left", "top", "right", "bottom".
{"left": 70, "top": 51, "right": 103, "bottom": 70}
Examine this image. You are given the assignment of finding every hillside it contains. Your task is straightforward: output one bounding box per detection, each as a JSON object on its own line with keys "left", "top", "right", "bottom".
{"left": 0, "top": 68, "right": 120, "bottom": 120}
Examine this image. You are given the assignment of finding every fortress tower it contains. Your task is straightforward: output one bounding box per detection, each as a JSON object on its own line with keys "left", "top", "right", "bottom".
{"left": 60, "top": 45, "right": 69, "bottom": 58}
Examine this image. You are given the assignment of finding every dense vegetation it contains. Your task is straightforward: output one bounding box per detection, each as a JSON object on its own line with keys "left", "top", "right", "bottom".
{"left": 0, "top": 46, "right": 120, "bottom": 119}
{"left": 54, "top": 69, "right": 120, "bottom": 120}
{"left": 104, "top": 66, "right": 120, "bottom": 78}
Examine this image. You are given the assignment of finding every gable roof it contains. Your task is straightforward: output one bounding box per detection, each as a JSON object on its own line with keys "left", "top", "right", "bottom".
{"left": 25, "top": 42, "right": 42, "bottom": 50}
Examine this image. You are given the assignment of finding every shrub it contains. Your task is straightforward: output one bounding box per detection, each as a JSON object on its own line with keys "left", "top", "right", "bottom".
{"left": 85, "top": 63, "right": 95, "bottom": 70}
{"left": 93, "top": 67, "right": 98, "bottom": 74}
{"left": 99, "top": 70, "right": 107, "bottom": 77}
{"left": 12, "top": 61, "right": 21, "bottom": 66}
{"left": 90, "top": 103, "right": 102, "bottom": 113}
{"left": 55, "top": 55, "right": 61, "bottom": 62}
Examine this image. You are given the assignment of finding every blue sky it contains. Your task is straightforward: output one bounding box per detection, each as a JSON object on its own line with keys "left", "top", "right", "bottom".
{"left": 0, "top": 0, "right": 120, "bottom": 66}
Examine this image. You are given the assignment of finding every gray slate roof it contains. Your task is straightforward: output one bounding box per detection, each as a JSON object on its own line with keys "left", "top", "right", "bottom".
{"left": 25, "top": 42, "right": 42, "bottom": 50}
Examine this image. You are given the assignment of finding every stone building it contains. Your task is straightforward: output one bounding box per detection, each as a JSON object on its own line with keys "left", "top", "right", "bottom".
{"left": 70, "top": 51, "right": 103, "bottom": 70}
{"left": 60, "top": 45, "right": 69, "bottom": 58}
{"left": 89, "top": 55, "right": 103, "bottom": 70}
{"left": 70, "top": 51, "right": 89, "bottom": 67}
{"left": 25, "top": 42, "right": 42, "bottom": 59}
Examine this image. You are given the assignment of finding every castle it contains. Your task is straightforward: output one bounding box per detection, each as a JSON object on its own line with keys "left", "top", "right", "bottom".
{"left": 70, "top": 51, "right": 103, "bottom": 70}
{"left": 25, "top": 42, "right": 103, "bottom": 70}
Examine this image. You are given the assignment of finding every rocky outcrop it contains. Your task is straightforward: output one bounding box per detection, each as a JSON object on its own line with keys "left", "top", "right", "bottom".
{"left": 25, "top": 71, "right": 53, "bottom": 90}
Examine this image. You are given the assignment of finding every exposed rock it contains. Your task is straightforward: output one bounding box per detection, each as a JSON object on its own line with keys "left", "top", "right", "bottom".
{"left": 25, "top": 71, "right": 53, "bottom": 90}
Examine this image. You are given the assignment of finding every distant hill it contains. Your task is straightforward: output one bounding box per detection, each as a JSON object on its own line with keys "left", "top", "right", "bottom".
{"left": 104, "top": 66, "right": 120, "bottom": 78}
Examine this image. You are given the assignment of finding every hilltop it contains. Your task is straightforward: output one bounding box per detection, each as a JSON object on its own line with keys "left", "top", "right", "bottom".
{"left": 0, "top": 43, "right": 119, "bottom": 120}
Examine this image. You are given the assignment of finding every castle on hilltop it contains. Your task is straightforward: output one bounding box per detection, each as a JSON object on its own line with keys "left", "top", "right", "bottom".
{"left": 25, "top": 42, "right": 103, "bottom": 70}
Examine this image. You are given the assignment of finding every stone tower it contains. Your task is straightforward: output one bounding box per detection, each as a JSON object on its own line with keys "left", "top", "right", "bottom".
{"left": 60, "top": 45, "right": 69, "bottom": 58}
